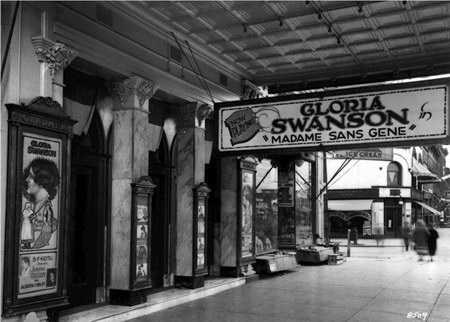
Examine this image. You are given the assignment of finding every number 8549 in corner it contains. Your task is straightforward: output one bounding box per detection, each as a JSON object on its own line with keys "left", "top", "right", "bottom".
{"left": 407, "top": 312, "right": 428, "bottom": 320}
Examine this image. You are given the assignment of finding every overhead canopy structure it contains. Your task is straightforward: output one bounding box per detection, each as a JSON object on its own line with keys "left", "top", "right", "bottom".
{"left": 413, "top": 200, "right": 442, "bottom": 216}
{"left": 123, "top": 1, "right": 450, "bottom": 92}
{"left": 411, "top": 158, "right": 439, "bottom": 181}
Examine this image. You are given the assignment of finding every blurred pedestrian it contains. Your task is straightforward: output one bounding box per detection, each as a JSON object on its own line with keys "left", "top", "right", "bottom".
{"left": 402, "top": 222, "right": 411, "bottom": 251}
{"left": 413, "top": 219, "right": 429, "bottom": 261}
{"left": 374, "top": 224, "right": 383, "bottom": 247}
{"left": 427, "top": 224, "right": 439, "bottom": 262}
{"left": 350, "top": 227, "right": 358, "bottom": 245}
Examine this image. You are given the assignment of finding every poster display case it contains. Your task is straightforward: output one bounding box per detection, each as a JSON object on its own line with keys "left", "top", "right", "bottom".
{"left": 130, "top": 176, "right": 156, "bottom": 291}
{"left": 193, "top": 183, "right": 211, "bottom": 278}
{"left": 3, "top": 97, "right": 76, "bottom": 316}
{"left": 238, "top": 159, "right": 257, "bottom": 266}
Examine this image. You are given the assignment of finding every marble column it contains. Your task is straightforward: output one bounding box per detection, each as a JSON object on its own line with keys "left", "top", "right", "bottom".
{"left": 109, "top": 76, "right": 158, "bottom": 298}
{"left": 219, "top": 156, "right": 238, "bottom": 271}
{"left": 175, "top": 102, "right": 212, "bottom": 288}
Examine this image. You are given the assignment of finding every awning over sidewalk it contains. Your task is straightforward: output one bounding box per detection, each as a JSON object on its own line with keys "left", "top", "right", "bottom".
{"left": 328, "top": 199, "right": 373, "bottom": 211}
{"left": 411, "top": 159, "right": 439, "bottom": 181}
{"left": 413, "top": 200, "right": 442, "bottom": 216}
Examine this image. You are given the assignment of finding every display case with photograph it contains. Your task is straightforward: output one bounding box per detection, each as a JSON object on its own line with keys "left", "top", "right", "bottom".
{"left": 130, "top": 176, "right": 156, "bottom": 291}
{"left": 193, "top": 183, "right": 211, "bottom": 279}
{"left": 238, "top": 159, "right": 257, "bottom": 266}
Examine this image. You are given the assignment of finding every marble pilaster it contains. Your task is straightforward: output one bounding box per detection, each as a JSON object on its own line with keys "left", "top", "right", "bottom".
{"left": 220, "top": 157, "right": 238, "bottom": 267}
{"left": 110, "top": 76, "right": 158, "bottom": 290}
{"left": 175, "top": 102, "right": 210, "bottom": 279}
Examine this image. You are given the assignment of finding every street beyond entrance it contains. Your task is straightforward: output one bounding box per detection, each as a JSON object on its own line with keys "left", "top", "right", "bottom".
{"left": 129, "top": 228, "right": 450, "bottom": 322}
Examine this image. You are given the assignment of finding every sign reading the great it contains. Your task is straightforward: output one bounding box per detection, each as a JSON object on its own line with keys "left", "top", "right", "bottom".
{"left": 216, "top": 83, "right": 449, "bottom": 153}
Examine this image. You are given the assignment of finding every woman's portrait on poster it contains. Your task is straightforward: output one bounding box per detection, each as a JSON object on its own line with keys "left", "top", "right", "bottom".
{"left": 242, "top": 178, "right": 253, "bottom": 234}
{"left": 21, "top": 157, "right": 60, "bottom": 250}
{"left": 137, "top": 245, "right": 148, "bottom": 264}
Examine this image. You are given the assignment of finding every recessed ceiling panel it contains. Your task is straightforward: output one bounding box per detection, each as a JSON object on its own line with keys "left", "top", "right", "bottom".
{"left": 124, "top": 1, "right": 450, "bottom": 87}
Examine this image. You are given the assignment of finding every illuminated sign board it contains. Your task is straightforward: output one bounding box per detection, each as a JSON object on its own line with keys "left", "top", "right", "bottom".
{"left": 216, "top": 83, "right": 449, "bottom": 153}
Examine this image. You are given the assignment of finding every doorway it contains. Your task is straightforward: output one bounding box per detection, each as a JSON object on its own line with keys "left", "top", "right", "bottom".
{"left": 67, "top": 112, "right": 110, "bottom": 307}
{"left": 148, "top": 133, "right": 176, "bottom": 288}
{"left": 384, "top": 199, "right": 402, "bottom": 238}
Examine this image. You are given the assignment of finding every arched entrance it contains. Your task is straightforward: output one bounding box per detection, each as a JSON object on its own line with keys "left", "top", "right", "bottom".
{"left": 148, "top": 132, "right": 177, "bottom": 288}
{"left": 68, "top": 110, "right": 111, "bottom": 306}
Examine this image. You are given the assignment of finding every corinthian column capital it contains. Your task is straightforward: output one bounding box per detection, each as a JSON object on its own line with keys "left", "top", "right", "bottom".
{"left": 31, "top": 36, "right": 78, "bottom": 79}
{"left": 110, "top": 76, "right": 159, "bottom": 110}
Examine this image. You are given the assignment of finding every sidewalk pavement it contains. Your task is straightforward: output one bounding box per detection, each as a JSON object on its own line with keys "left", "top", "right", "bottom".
{"left": 127, "top": 228, "right": 450, "bottom": 322}
{"left": 332, "top": 237, "right": 405, "bottom": 247}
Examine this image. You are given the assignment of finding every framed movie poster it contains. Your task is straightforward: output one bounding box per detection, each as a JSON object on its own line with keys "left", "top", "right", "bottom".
{"left": 196, "top": 199, "right": 206, "bottom": 270}
{"left": 18, "top": 132, "right": 61, "bottom": 299}
{"left": 238, "top": 160, "right": 256, "bottom": 265}
{"left": 130, "top": 176, "right": 155, "bottom": 290}
{"left": 193, "top": 182, "right": 211, "bottom": 278}
{"left": 3, "top": 98, "right": 76, "bottom": 316}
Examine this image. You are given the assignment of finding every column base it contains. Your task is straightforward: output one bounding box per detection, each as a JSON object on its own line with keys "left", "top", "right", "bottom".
{"left": 109, "top": 289, "right": 148, "bottom": 306}
{"left": 175, "top": 275, "right": 205, "bottom": 289}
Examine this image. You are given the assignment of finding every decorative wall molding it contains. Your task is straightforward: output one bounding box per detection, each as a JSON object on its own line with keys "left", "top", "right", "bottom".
{"left": 28, "top": 96, "right": 64, "bottom": 112}
{"left": 31, "top": 36, "right": 78, "bottom": 79}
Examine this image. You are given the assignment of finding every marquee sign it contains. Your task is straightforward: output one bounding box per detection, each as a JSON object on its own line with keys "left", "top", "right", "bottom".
{"left": 216, "top": 83, "right": 449, "bottom": 154}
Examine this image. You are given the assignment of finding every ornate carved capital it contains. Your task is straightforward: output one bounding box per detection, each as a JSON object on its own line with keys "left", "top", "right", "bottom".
{"left": 110, "top": 78, "right": 133, "bottom": 105}
{"left": 31, "top": 36, "right": 78, "bottom": 79}
{"left": 137, "top": 80, "right": 157, "bottom": 108}
{"left": 196, "top": 104, "right": 212, "bottom": 127}
{"left": 110, "top": 77, "right": 158, "bottom": 108}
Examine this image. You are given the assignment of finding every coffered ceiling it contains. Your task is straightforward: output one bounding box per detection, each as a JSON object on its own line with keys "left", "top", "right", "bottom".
{"left": 122, "top": 1, "right": 450, "bottom": 93}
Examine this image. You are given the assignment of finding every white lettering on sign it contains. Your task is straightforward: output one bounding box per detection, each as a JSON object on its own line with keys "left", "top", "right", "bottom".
{"left": 217, "top": 85, "right": 448, "bottom": 152}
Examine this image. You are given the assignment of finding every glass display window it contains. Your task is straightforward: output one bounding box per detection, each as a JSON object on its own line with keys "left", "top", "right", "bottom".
{"left": 255, "top": 159, "right": 278, "bottom": 254}
{"left": 295, "top": 160, "right": 313, "bottom": 246}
